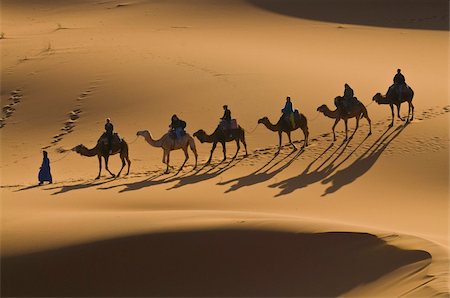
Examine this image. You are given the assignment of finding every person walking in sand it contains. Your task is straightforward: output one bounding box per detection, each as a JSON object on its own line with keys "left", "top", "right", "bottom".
{"left": 105, "top": 118, "right": 114, "bottom": 154}
{"left": 38, "top": 151, "right": 52, "bottom": 185}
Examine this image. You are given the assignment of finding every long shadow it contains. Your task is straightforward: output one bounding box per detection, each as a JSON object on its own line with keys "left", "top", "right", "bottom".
{"left": 247, "top": 0, "right": 449, "bottom": 31}
{"left": 1, "top": 229, "right": 431, "bottom": 297}
{"left": 321, "top": 123, "right": 408, "bottom": 196}
{"left": 105, "top": 157, "right": 243, "bottom": 193}
{"left": 168, "top": 158, "right": 243, "bottom": 190}
{"left": 14, "top": 184, "right": 42, "bottom": 192}
{"left": 217, "top": 149, "right": 304, "bottom": 193}
{"left": 46, "top": 177, "right": 116, "bottom": 195}
{"left": 268, "top": 137, "right": 358, "bottom": 197}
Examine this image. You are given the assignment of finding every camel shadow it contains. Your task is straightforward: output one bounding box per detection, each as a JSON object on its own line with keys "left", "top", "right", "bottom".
{"left": 168, "top": 158, "right": 243, "bottom": 190}
{"left": 106, "top": 158, "right": 242, "bottom": 192}
{"left": 268, "top": 137, "right": 359, "bottom": 197}
{"left": 46, "top": 177, "right": 116, "bottom": 195}
{"left": 321, "top": 123, "right": 408, "bottom": 196}
{"left": 217, "top": 149, "right": 303, "bottom": 193}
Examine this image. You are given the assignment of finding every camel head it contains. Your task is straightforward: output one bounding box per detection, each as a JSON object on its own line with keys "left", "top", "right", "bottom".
{"left": 136, "top": 130, "right": 150, "bottom": 138}
{"left": 372, "top": 93, "right": 383, "bottom": 102}
{"left": 317, "top": 104, "right": 327, "bottom": 113}
{"left": 72, "top": 144, "right": 87, "bottom": 154}
{"left": 258, "top": 117, "right": 269, "bottom": 124}
{"left": 193, "top": 129, "right": 206, "bottom": 143}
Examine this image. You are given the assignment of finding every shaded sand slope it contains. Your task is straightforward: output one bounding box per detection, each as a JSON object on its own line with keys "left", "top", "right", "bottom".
{"left": 0, "top": 211, "right": 440, "bottom": 297}
{"left": 248, "top": 0, "right": 449, "bottom": 30}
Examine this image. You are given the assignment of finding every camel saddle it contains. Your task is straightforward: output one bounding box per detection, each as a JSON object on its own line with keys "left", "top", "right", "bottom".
{"left": 387, "top": 83, "right": 409, "bottom": 101}
{"left": 99, "top": 132, "right": 121, "bottom": 146}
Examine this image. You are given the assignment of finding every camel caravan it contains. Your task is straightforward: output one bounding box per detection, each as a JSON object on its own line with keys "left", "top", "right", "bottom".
{"left": 71, "top": 69, "right": 414, "bottom": 179}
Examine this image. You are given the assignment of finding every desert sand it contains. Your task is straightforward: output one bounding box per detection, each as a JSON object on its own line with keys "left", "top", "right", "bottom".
{"left": 1, "top": 0, "right": 449, "bottom": 296}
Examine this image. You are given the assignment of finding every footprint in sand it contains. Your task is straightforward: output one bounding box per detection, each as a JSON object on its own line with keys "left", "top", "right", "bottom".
{"left": 0, "top": 89, "right": 23, "bottom": 128}
{"left": 43, "top": 80, "right": 102, "bottom": 150}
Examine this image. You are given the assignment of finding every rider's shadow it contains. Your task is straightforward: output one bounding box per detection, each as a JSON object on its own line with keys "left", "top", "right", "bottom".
{"left": 217, "top": 149, "right": 304, "bottom": 193}
{"left": 268, "top": 140, "right": 350, "bottom": 197}
{"left": 100, "top": 158, "right": 241, "bottom": 193}
{"left": 321, "top": 123, "right": 408, "bottom": 196}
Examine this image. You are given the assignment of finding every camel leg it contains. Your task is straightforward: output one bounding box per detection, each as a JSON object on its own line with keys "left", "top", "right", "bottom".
{"left": 396, "top": 104, "right": 403, "bottom": 121}
{"left": 207, "top": 142, "right": 217, "bottom": 165}
{"left": 350, "top": 117, "right": 360, "bottom": 140}
{"left": 177, "top": 148, "right": 189, "bottom": 174}
{"left": 406, "top": 101, "right": 414, "bottom": 122}
{"left": 96, "top": 155, "right": 102, "bottom": 179}
{"left": 287, "top": 131, "right": 297, "bottom": 151}
{"left": 389, "top": 104, "right": 394, "bottom": 127}
{"left": 301, "top": 126, "right": 309, "bottom": 148}
{"left": 344, "top": 119, "right": 348, "bottom": 141}
{"left": 365, "top": 113, "right": 372, "bottom": 136}
{"left": 126, "top": 156, "right": 131, "bottom": 175}
{"left": 221, "top": 141, "right": 227, "bottom": 161}
{"left": 165, "top": 150, "right": 170, "bottom": 174}
{"left": 117, "top": 156, "right": 126, "bottom": 177}
{"left": 232, "top": 139, "right": 240, "bottom": 160}
{"left": 242, "top": 134, "right": 248, "bottom": 157}
{"left": 104, "top": 155, "right": 115, "bottom": 178}
{"left": 277, "top": 131, "right": 282, "bottom": 154}
{"left": 332, "top": 119, "right": 339, "bottom": 142}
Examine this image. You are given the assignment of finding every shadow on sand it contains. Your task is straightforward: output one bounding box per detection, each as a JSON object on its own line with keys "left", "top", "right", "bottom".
{"left": 1, "top": 229, "right": 431, "bottom": 297}
{"left": 44, "top": 177, "right": 117, "bottom": 195}
{"left": 99, "top": 157, "right": 244, "bottom": 193}
{"left": 270, "top": 124, "right": 406, "bottom": 197}
{"left": 321, "top": 123, "right": 408, "bottom": 196}
{"left": 217, "top": 148, "right": 304, "bottom": 193}
{"left": 247, "top": 0, "right": 449, "bottom": 31}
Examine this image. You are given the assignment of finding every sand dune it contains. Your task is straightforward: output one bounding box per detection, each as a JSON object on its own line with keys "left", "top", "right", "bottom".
{"left": 248, "top": 0, "right": 449, "bottom": 30}
{"left": 1, "top": 0, "right": 448, "bottom": 296}
{"left": 1, "top": 211, "right": 444, "bottom": 297}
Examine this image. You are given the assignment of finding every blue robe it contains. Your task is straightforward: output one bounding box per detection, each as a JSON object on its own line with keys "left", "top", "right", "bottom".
{"left": 282, "top": 101, "right": 294, "bottom": 115}
{"left": 38, "top": 157, "right": 52, "bottom": 183}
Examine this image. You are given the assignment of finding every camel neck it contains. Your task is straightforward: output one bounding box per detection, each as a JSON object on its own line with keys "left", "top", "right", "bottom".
{"left": 143, "top": 132, "right": 163, "bottom": 147}
{"left": 263, "top": 120, "right": 279, "bottom": 131}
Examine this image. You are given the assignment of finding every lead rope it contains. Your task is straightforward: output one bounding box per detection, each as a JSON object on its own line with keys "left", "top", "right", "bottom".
{"left": 245, "top": 123, "right": 260, "bottom": 134}
{"left": 51, "top": 150, "right": 72, "bottom": 163}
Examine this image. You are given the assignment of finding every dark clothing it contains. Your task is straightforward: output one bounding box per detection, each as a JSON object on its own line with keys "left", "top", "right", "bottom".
{"left": 221, "top": 109, "right": 231, "bottom": 122}
{"left": 105, "top": 122, "right": 114, "bottom": 152}
{"left": 394, "top": 73, "right": 405, "bottom": 85}
{"left": 170, "top": 118, "right": 186, "bottom": 130}
{"left": 169, "top": 118, "right": 186, "bottom": 139}
{"left": 281, "top": 101, "right": 295, "bottom": 128}
{"left": 105, "top": 122, "right": 114, "bottom": 134}
{"left": 282, "top": 101, "right": 294, "bottom": 115}
{"left": 393, "top": 73, "right": 406, "bottom": 101}
{"left": 343, "top": 86, "right": 354, "bottom": 99}
{"left": 38, "top": 157, "right": 52, "bottom": 184}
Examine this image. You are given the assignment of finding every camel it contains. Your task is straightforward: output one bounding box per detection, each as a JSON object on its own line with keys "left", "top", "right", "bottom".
{"left": 137, "top": 130, "right": 197, "bottom": 174}
{"left": 317, "top": 97, "right": 372, "bottom": 142}
{"left": 373, "top": 85, "right": 414, "bottom": 127}
{"left": 257, "top": 112, "right": 309, "bottom": 154}
{"left": 73, "top": 134, "right": 131, "bottom": 179}
{"left": 193, "top": 126, "right": 248, "bottom": 164}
